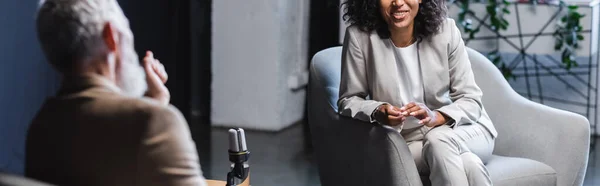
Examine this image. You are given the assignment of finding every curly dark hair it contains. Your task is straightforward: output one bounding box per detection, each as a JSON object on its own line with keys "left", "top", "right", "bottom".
{"left": 342, "top": 0, "right": 447, "bottom": 40}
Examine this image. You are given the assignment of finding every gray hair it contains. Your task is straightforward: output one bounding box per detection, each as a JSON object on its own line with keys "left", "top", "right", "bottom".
{"left": 36, "top": 0, "right": 128, "bottom": 73}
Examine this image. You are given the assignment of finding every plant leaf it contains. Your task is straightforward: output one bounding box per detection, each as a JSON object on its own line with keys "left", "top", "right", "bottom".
{"left": 555, "top": 40, "right": 563, "bottom": 50}
{"left": 487, "top": 6, "right": 496, "bottom": 14}
{"left": 562, "top": 49, "right": 569, "bottom": 60}
{"left": 501, "top": 19, "right": 509, "bottom": 26}
{"left": 568, "top": 5, "right": 579, "bottom": 10}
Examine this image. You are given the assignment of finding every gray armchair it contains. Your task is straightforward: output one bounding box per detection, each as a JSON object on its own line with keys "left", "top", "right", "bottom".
{"left": 308, "top": 46, "right": 590, "bottom": 186}
{"left": 0, "top": 173, "right": 54, "bottom": 186}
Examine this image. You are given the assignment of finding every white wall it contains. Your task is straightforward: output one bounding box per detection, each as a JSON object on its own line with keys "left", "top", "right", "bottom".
{"left": 212, "top": 0, "right": 310, "bottom": 131}
{"left": 446, "top": 2, "right": 597, "bottom": 55}
{"left": 447, "top": 3, "right": 600, "bottom": 134}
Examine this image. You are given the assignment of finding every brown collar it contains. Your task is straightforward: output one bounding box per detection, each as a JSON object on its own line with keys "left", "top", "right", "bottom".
{"left": 56, "top": 74, "right": 122, "bottom": 97}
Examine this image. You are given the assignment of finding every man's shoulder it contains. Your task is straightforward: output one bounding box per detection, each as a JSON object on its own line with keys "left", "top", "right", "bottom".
{"left": 81, "top": 93, "right": 185, "bottom": 125}
{"left": 108, "top": 96, "right": 189, "bottom": 137}
{"left": 122, "top": 97, "right": 185, "bottom": 122}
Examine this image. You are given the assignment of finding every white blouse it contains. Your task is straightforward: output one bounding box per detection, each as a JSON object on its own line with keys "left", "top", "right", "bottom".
{"left": 390, "top": 40, "right": 424, "bottom": 130}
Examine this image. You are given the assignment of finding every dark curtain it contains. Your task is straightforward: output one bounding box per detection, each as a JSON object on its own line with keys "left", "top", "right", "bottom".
{"left": 189, "top": 0, "right": 213, "bottom": 177}
{"left": 118, "top": 0, "right": 212, "bottom": 173}
{"left": 305, "top": 0, "right": 341, "bottom": 150}
{"left": 117, "top": 0, "right": 191, "bottom": 118}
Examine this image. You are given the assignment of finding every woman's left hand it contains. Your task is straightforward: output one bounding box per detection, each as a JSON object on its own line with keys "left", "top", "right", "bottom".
{"left": 400, "top": 102, "right": 446, "bottom": 127}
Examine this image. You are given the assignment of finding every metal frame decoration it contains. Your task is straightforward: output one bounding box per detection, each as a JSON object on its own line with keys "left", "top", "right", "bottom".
{"left": 450, "top": 1, "right": 600, "bottom": 144}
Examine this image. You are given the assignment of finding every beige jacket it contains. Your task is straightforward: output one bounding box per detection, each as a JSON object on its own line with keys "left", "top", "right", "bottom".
{"left": 338, "top": 18, "right": 497, "bottom": 138}
{"left": 25, "top": 75, "right": 207, "bottom": 186}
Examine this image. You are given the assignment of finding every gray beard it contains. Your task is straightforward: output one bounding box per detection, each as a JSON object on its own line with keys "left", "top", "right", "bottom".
{"left": 116, "top": 61, "right": 147, "bottom": 98}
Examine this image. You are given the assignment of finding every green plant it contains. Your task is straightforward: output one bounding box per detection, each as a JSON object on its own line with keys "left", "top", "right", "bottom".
{"left": 456, "top": 0, "right": 511, "bottom": 40}
{"left": 554, "top": 3, "right": 585, "bottom": 69}
{"left": 453, "top": 0, "right": 585, "bottom": 80}
{"left": 488, "top": 49, "right": 515, "bottom": 80}
{"left": 456, "top": 0, "right": 513, "bottom": 79}
{"left": 457, "top": 0, "right": 477, "bottom": 39}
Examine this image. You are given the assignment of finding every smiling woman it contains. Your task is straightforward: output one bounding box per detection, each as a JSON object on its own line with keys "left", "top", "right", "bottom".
{"left": 338, "top": 0, "right": 498, "bottom": 185}
{"left": 342, "top": 0, "right": 446, "bottom": 41}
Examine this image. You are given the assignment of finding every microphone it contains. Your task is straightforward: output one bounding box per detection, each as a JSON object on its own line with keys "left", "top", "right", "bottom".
{"left": 227, "top": 128, "right": 250, "bottom": 186}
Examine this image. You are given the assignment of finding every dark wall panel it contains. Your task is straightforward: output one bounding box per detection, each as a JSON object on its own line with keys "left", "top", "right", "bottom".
{"left": 118, "top": 0, "right": 212, "bottom": 173}
{"left": 304, "top": 0, "right": 341, "bottom": 150}
{"left": 118, "top": 0, "right": 192, "bottom": 120}
{"left": 0, "top": 1, "right": 61, "bottom": 174}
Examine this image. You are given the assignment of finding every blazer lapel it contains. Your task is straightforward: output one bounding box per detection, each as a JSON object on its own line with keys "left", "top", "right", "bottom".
{"left": 369, "top": 33, "right": 402, "bottom": 106}
{"left": 416, "top": 40, "right": 437, "bottom": 106}
{"left": 417, "top": 39, "right": 449, "bottom": 108}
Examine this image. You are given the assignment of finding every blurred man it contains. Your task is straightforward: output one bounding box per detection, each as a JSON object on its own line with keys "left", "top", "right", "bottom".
{"left": 25, "top": 0, "right": 207, "bottom": 185}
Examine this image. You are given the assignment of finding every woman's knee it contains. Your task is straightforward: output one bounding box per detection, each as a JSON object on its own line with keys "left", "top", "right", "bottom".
{"left": 460, "top": 152, "right": 486, "bottom": 172}
{"left": 423, "top": 126, "right": 458, "bottom": 149}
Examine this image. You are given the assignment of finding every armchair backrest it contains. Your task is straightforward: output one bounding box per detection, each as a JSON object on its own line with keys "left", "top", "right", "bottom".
{"left": 308, "top": 46, "right": 515, "bottom": 117}
{"left": 307, "top": 46, "right": 522, "bottom": 156}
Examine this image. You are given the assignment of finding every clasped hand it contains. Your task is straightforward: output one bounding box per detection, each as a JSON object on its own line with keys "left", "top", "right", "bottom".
{"left": 143, "top": 51, "right": 170, "bottom": 105}
{"left": 374, "top": 102, "right": 443, "bottom": 127}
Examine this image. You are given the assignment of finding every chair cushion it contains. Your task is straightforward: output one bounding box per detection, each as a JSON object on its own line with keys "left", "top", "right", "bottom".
{"left": 310, "top": 47, "right": 343, "bottom": 111}
{"left": 487, "top": 155, "right": 557, "bottom": 186}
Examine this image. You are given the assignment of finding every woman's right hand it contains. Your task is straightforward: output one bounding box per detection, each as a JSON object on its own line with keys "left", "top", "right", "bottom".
{"left": 374, "top": 104, "right": 405, "bottom": 126}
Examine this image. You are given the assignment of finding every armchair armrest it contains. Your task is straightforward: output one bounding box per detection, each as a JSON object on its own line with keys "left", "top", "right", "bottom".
{"left": 309, "top": 109, "right": 423, "bottom": 186}
{"left": 308, "top": 46, "right": 422, "bottom": 186}
{"left": 308, "top": 70, "right": 422, "bottom": 186}
{"left": 467, "top": 47, "right": 590, "bottom": 186}
{"left": 489, "top": 93, "right": 590, "bottom": 186}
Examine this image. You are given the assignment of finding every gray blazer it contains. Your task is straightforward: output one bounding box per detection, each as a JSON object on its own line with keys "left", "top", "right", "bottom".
{"left": 337, "top": 18, "right": 498, "bottom": 138}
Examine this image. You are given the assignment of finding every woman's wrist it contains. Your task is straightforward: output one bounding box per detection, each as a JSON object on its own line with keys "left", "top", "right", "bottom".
{"left": 433, "top": 111, "right": 447, "bottom": 126}
{"left": 372, "top": 103, "right": 388, "bottom": 122}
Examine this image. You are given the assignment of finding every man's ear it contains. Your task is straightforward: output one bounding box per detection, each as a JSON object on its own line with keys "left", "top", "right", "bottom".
{"left": 102, "top": 22, "right": 120, "bottom": 81}
{"left": 102, "top": 22, "right": 118, "bottom": 53}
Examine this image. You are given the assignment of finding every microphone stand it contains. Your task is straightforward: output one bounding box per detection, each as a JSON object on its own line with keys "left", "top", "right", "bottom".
{"left": 226, "top": 128, "right": 250, "bottom": 186}
{"left": 226, "top": 150, "right": 250, "bottom": 186}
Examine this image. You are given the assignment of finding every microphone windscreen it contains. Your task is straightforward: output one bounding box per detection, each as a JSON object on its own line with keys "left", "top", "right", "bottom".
{"left": 228, "top": 129, "right": 240, "bottom": 152}
{"left": 238, "top": 129, "right": 247, "bottom": 151}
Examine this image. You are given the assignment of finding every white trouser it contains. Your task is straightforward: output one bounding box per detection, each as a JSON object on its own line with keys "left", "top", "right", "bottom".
{"left": 401, "top": 123, "right": 495, "bottom": 186}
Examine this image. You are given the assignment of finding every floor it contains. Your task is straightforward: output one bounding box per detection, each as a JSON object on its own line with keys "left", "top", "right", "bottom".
{"left": 201, "top": 123, "right": 600, "bottom": 186}
{"left": 203, "top": 124, "right": 320, "bottom": 186}
{"left": 585, "top": 143, "right": 600, "bottom": 186}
